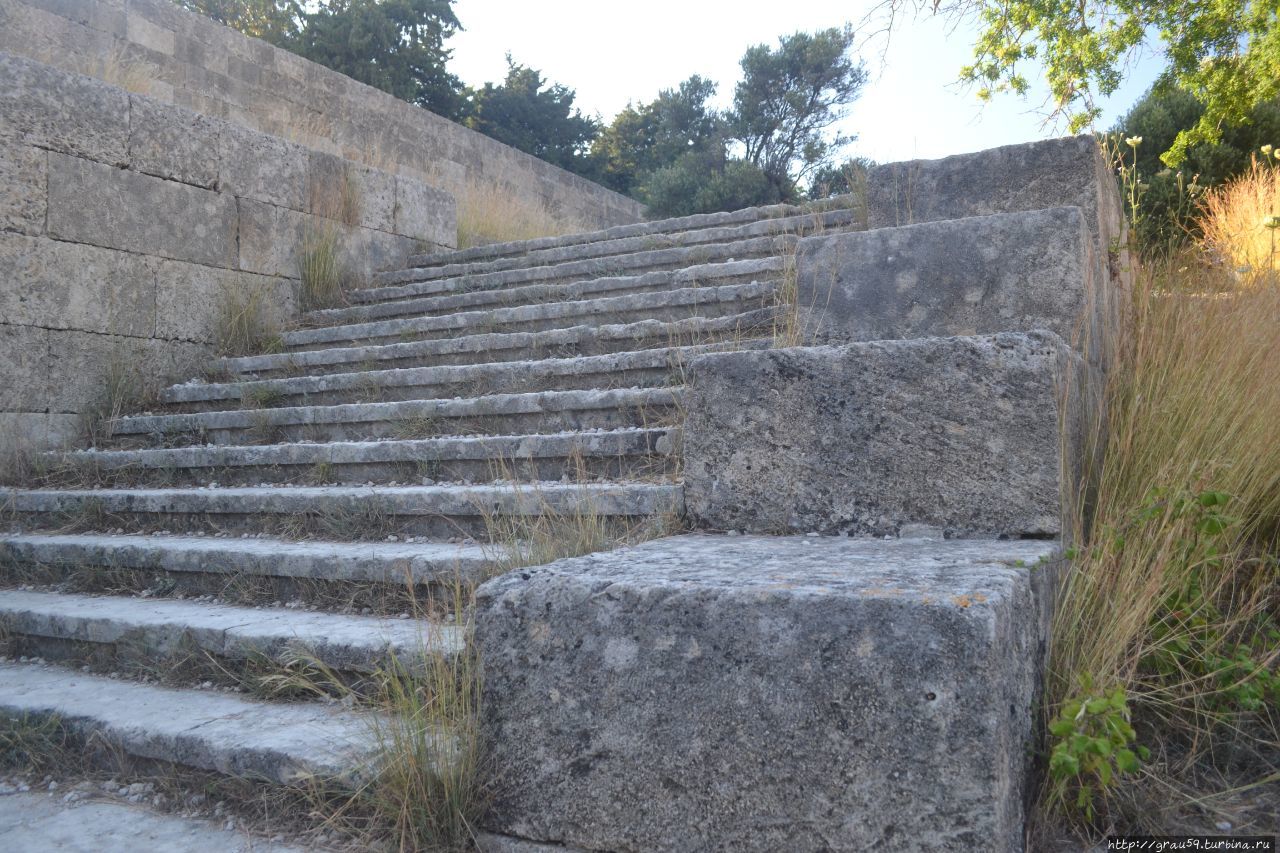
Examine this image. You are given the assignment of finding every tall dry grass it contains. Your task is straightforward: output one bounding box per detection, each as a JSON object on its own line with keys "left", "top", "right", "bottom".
{"left": 455, "top": 180, "right": 585, "bottom": 249}
{"left": 1200, "top": 157, "right": 1280, "bottom": 278}
{"left": 214, "top": 281, "right": 284, "bottom": 357}
{"left": 1042, "top": 161, "right": 1280, "bottom": 834}
{"left": 299, "top": 223, "right": 349, "bottom": 311}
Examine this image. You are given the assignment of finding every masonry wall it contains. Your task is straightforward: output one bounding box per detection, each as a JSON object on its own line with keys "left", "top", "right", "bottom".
{"left": 0, "top": 0, "right": 646, "bottom": 230}
{"left": 0, "top": 51, "right": 455, "bottom": 452}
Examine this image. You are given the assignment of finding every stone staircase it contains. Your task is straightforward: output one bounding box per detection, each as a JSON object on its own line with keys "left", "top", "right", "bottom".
{"left": 0, "top": 200, "right": 858, "bottom": 833}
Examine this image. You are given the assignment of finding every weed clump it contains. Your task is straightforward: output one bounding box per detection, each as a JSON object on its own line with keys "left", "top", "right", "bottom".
{"left": 299, "top": 223, "right": 350, "bottom": 311}
{"left": 214, "top": 282, "right": 284, "bottom": 357}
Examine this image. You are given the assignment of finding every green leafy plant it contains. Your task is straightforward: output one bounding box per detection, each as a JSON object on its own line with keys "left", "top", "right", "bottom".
{"left": 1047, "top": 683, "right": 1149, "bottom": 820}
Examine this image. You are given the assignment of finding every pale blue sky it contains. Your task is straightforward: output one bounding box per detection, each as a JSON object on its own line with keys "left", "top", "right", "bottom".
{"left": 448, "top": 0, "right": 1164, "bottom": 163}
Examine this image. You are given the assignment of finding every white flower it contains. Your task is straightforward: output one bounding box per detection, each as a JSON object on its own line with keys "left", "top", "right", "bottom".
{"left": 1125, "top": 136, "right": 1143, "bottom": 148}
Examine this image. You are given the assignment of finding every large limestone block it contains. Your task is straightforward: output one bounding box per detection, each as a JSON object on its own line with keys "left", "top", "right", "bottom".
{"left": 217, "top": 122, "right": 309, "bottom": 210}
{"left": 683, "top": 331, "right": 1076, "bottom": 537}
{"left": 395, "top": 175, "right": 457, "bottom": 248}
{"left": 46, "top": 153, "right": 236, "bottom": 267}
{"left": 127, "top": 95, "right": 220, "bottom": 188}
{"left": 307, "top": 151, "right": 396, "bottom": 233}
{"left": 0, "top": 324, "right": 51, "bottom": 411}
{"left": 0, "top": 138, "right": 46, "bottom": 236}
{"left": 0, "top": 51, "right": 130, "bottom": 164}
{"left": 796, "top": 206, "right": 1100, "bottom": 350}
{"left": 477, "top": 534, "right": 1061, "bottom": 852}
{"left": 0, "top": 233, "right": 158, "bottom": 336}
{"left": 867, "top": 135, "right": 1124, "bottom": 254}
{"left": 155, "top": 260, "right": 296, "bottom": 343}
{"left": 237, "top": 197, "right": 305, "bottom": 278}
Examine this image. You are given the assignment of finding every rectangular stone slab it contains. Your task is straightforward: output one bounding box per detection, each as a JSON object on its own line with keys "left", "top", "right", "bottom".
{"left": 795, "top": 206, "right": 1100, "bottom": 350}
{"left": 682, "top": 331, "right": 1078, "bottom": 537}
{"left": 476, "top": 534, "right": 1061, "bottom": 852}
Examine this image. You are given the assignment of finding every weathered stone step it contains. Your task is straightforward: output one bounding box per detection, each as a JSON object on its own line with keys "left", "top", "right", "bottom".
{"left": 0, "top": 532, "right": 490, "bottom": 595}
{"left": 306, "top": 257, "right": 785, "bottom": 327}
{"left": 49, "top": 429, "right": 676, "bottom": 487}
{"left": 161, "top": 343, "right": 759, "bottom": 414}
{"left": 384, "top": 207, "right": 856, "bottom": 286}
{"left": 354, "top": 234, "right": 796, "bottom": 307}
{"left": 0, "top": 589, "right": 458, "bottom": 678}
{"left": 408, "top": 198, "right": 853, "bottom": 270}
{"left": 105, "top": 387, "right": 681, "bottom": 448}
{"left": 0, "top": 661, "right": 388, "bottom": 786}
{"left": 285, "top": 281, "right": 777, "bottom": 353}
{"left": 0, "top": 482, "right": 684, "bottom": 538}
{"left": 216, "top": 311, "right": 776, "bottom": 378}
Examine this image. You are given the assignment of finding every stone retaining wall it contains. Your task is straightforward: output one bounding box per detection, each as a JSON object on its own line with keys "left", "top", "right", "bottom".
{"left": 0, "top": 50, "right": 453, "bottom": 452}
{"left": 0, "top": 0, "right": 645, "bottom": 229}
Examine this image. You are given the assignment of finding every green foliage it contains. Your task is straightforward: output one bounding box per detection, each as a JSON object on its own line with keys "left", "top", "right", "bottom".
{"left": 463, "top": 57, "right": 599, "bottom": 173}
{"left": 295, "top": 0, "right": 464, "bottom": 119}
{"left": 640, "top": 151, "right": 783, "bottom": 218}
{"left": 731, "top": 26, "right": 866, "bottom": 195}
{"left": 1047, "top": 683, "right": 1148, "bottom": 820}
{"left": 1109, "top": 90, "right": 1280, "bottom": 254}
{"left": 806, "top": 156, "right": 874, "bottom": 200}
{"left": 918, "top": 0, "right": 1280, "bottom": 166}
{"left": 175, "top": 0, "right": 304, "bottom": 45}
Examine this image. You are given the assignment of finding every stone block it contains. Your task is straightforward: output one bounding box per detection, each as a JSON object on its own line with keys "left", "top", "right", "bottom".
{"left": 867, "top": 135, "right": 1124, "bottom": 256}
{"left": 0, "top": 412, "right": 80, "bottom": 456}
{"left": 796, "top": 207, "right": 1099, "bottom": 349}
{"left": 127, "top": 95, "right": 220, "bottom": 188}
{"left": 41, "top": 329, "right": 151, "bottom": 413}
{"left": 17, "top": 0, "right": 127, "bottom": 37}
{"left": 683, "top": 331, "right": 1075, "bottom": 538}
{"left": 0, "top": 51, "right": 130, "bottom": 164}
{"left": 395, "top": 175, "right": 457, "bottom": 247}
{"left": 46, "top": 152, "right": 236, "bottom": 267}
{"left": 0, "top": 233, "right": 157, "bottom": 336}
{"left": 344, "top": 228, "right": 416, "bottom": 281}
{"left": 308, "top": 152, "right": 396, "bottom": 233}
{"left": 217, "top": 122, "right": 308, "bottom": 210}
{"left": 155, "top": 260, "right": 296, "bottom": 342}
{"left": 125, "top": 7, "right": 174, "bottom": 55}
{"left": 477, "top": 534, "right": 1061, "bottom": 852}
{"left": 0, "top": 138, "right": 47, "bottom": 235}
{"left": 0, "top": 324, "right": 50, "bottom": 411}
{"left": 236, "top": 198, "right": 304, "bottom": 278}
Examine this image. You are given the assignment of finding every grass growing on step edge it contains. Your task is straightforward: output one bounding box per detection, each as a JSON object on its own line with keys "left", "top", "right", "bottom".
{"left": 214, "top": 281, "right": 285, "bottom": 358}
{"left": 455, "top": 179, "right": 587, "bottom": 249}
{"left": 1036, "top": 157, "right": 1280, "bottom": 841}
{"left": 299, "top": 222, "right": 351, "bottom": 311}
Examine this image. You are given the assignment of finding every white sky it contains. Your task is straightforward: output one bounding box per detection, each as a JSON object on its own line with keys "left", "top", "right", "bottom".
{"left": 448, "top": 0, "right": 1164, "bottom": 163}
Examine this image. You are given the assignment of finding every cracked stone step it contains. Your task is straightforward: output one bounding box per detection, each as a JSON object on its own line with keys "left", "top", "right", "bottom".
{"left": 160, "top": 343, "right": 761, "bottom": 414}
{"left": 0, "top": 589, "right": 460, "bottom": 677}
{"left": 0, "top": 482, "right": 684, "bottom": 538}
{"left": 103, "top": 387, "right": 682, "bottom": 448}
{"left": 0, "top": 661, "right": 392, "bottom": 786}
{"left": 405, "top": 198, "right": 855, "bottom": 270}
{"left": 0, "top": 532, "right": 491, "bottom": 591}
{"left": 353, "top": 234, "right": 797, "bottom": 307}
{"left": 215, "top": 311, "right": 776, "bottom": 378}
{"left": 382, "top": 207, "right": 857, "bottom": 286}
{"left": 284, "top": 281, "right": 778, "bottom": 352}
{"left": 48, "top": 429, "right": 677, "bottom": 487}
{"left": 305, "top": 257, "right": 785, "bottom": 327}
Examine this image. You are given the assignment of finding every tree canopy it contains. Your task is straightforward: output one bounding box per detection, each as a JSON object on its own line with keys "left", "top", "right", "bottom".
{"left": 880, "top": 0, "right": 1280, "bottom": 166}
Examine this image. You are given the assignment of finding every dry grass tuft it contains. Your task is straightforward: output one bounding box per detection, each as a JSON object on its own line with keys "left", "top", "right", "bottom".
{"left": 455, "top": 180, "right": 586, "bottom": 249}
{"left": 1200, "top": 158, "right": 1280, "bottom": 280}
{"left": 214, "top": 281, "right": 284, "bottom": 357}
{"left": 1041, "top": 161, "right": 1280, "bottom": 836}
{"left": 299, "top": 222, "right": 349, "bottom": 311}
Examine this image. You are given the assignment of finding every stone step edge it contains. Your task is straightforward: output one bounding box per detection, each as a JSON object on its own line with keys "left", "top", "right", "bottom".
{"left": 406, "top": 195, "right": 859, "bottom": 270}
{"left": 0, "top": 661, "right": 394, "bottom": 786}
{"left": 0, "top": 532, "right": 492, "bottom": 586}
{"left": 0, "top": 588, "right": 462, "bottom": 674}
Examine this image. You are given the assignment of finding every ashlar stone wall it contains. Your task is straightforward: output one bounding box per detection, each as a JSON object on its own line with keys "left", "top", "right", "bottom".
{"left": 0, "top": 50, "right": 454, "bottom": 452}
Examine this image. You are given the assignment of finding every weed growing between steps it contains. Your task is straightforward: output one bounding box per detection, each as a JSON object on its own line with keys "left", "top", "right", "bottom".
{"left": 1037, "top": 161, "right": 1280, "bottom": 841}
{"left": 299, "top": 222, "right": 351, "bottom": 311}
{"left": 214, "top": 281, "right": 284, "bottom": 358}
{"left": 79, "top": 349, "right": 163, "bottom": 447}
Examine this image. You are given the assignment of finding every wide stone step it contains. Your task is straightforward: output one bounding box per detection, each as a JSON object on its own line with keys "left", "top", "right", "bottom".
{"left": 160, "top": 343, "right": 761, "bottom": 414}
{"left": 407, "top": 199, "right": 848, "bottom": 270}
{"left": 216, "top": 311, "right": 777, "bottom": 378}
{"left": 0, "top": 482, "right": 684, "bottom": 538}
{"left": 0, "top": 661, "right": 388, "bottom": 786}
{"left": 285, "top": 281, "right": 777, "bottom": 353}
{"left": 306, "top": 257, "right": 785, "bottom": 327}
{"left": 49, "top": 429, "right": 676, "bottom": 487}
{"left": 385, "top": 207, "right": 856, "bottom": 286}
{"left": 0, "top": 532, "right": 491, "bottom": 596}
{"left": 355, "top": 234, "right": 796, "bottom": 306}
{"left": 0, "top": 589, "right": 458, "bottom": 678}
{"left": 104, "top": 387, "right": 682, "bottom": 447}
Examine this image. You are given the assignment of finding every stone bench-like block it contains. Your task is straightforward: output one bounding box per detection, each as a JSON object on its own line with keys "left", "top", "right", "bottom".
{"left": 796, "top": 206, "right": 1101, "bottom": 351}
{"left": 683, "top": 331, "right": 1080, "bottom": 537}
{"left": 477, "top": 534, "right": 1061, "bottom": 852}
